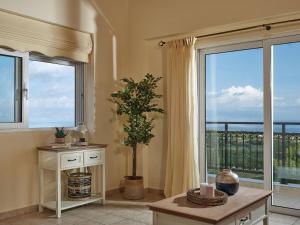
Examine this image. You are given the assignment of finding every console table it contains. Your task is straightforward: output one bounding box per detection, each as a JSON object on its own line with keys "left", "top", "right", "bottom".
{"left": 37, "top": 144, "right": 107, "bottom": 218}
{"left": 149, "top": 187, "right": 272, "bottom": 225}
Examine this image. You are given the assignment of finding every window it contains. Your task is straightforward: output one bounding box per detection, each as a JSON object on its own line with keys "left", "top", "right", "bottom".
{"left": 204, "top": 45, "right": 264, "bottom": 187}
{"left": 0, "top": 49, "right": 27, "bottom": 129}
{"left": 198, "top": 35, "right": 300, "bottom": 214}
{"left": 28, "top": 55, "right": 84, "bottom": 128}
{"left": 0, "top": 49, "right": 84, "bottom": 129}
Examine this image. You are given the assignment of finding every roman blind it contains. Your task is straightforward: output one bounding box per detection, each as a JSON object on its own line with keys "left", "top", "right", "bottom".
{"left": 0, "top": 10, "right": 92, "bottom": 63}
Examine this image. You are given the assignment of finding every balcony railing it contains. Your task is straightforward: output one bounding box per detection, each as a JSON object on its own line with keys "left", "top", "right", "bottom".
{"left": 206, "top": 121, "right": 300, "bottom": 182}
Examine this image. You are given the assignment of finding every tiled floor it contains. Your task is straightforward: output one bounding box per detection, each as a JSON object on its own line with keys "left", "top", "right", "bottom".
{"left": 0, "top": 203, "right": 300, "bottom": 225}
{"left": 0, "top": 204, "right": 152, "bottom": 225}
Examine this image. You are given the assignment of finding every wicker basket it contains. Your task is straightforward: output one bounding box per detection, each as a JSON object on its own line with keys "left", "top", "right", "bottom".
{"left": 67, "top": 169, "right": 92, "bottom": 201}
{"left": 187, "top": 188, "right": 228, "bottom": 206}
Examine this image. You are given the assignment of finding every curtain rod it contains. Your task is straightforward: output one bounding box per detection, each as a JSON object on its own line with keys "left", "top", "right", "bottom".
{"left": 158, "top": 18, "right": 300, "bottom": 47}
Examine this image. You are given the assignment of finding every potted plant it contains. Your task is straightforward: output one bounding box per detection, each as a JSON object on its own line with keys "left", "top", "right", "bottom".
{"left": 111, "top": 74, "right": 164, "bottom": 199}
{"left": 55, "top": 127, "right": 67, "bottom": 144}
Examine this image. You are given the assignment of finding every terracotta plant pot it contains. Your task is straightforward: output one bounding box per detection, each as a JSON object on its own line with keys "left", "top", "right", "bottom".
{"left": 56, "top": 137, "right": 65, "bottom": 144}
{"left": 123, "top": 176, "right": 144, "bottom": 200}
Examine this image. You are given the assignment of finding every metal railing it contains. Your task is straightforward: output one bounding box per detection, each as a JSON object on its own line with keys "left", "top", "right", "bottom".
{"left": 206, "top": 121, "right": 300, "bottom": 181}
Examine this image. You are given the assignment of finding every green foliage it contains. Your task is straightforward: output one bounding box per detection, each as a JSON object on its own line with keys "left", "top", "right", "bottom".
{"left": 55, "top": 127, "right": 67, "bottom": 138}
{"left": 111, "top": 74, "right": 164, "bottom": 148}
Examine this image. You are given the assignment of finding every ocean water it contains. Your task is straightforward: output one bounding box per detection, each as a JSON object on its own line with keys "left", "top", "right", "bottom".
{"left": 206, "top": 123, "right": 300, "bottom": 133}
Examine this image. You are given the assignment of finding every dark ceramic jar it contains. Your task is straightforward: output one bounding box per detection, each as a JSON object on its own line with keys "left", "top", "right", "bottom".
{"left": 216, "top": 169, "right": 239, "bottom": 195}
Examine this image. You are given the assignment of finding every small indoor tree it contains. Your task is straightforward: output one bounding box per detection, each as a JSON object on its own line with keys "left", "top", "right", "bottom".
{"left": 111, "top": 74, "right": 164, "bottom": 178}
{"left": 111, "top": 74, "right": 163, "bottom": 199}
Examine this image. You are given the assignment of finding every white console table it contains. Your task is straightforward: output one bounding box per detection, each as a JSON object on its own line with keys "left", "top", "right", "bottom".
{"left": 37, "top": 144, "right": 107, "bottom": 218}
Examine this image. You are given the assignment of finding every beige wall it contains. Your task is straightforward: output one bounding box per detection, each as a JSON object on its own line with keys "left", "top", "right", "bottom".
{"left": 128, "top": 0, "right": 300, "bottom": 190}
{"left": 0, "top": 0, "right": 130, "bottom": 213}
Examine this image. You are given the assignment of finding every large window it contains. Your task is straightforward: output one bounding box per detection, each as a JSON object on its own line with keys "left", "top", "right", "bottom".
{"left": 199, "top": 35, "right": 300, "bottom": 214}
{"left": 0, "top": 49, "right": 84, "bottom": 129}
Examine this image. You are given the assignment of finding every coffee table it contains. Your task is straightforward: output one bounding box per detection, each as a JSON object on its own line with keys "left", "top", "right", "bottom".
{"left": 149, "top": 187, "right": 272, "bottom": 225}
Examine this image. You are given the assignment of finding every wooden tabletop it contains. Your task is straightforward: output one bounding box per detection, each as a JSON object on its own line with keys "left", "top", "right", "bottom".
{"left": 148, "top": 186, "right": 272, "bottom": 224}
{"left": 37, "top": 143, "right": 108, "bottom": 152}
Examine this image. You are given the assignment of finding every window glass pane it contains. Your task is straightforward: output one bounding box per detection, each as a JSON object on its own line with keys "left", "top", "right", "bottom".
{"left": 205, "top": 48, "right": 264, "bottom": 188}
{"left": 0, "top": 54, "right": 22, "bottom": 123}
{"left": 28, "top": 60, "right": 75, "bottom": 128}
{"left": 272, "top": 41, "right": 300, "bottom": 209}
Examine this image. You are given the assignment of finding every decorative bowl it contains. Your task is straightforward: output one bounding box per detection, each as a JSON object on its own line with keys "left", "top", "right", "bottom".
{"left": 187, "top": 188, "right": 228, "bottom": 206}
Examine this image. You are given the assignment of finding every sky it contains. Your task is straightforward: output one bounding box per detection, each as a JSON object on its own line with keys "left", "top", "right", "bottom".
{"left": 0, "top": 57, "right": 75, "bottom": 128}
{"left": 28, "top": 60, "right": 75, "bottom": 128}
{"left": 206, "top": 42, "right": 300, "bottom": 131}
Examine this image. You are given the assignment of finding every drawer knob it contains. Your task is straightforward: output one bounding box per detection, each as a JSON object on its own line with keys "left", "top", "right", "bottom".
{"left": 240, "top": 216, "right": 249, "bottom": 225}
{"left": 90, "top": 156, "right": 98, "bottom": 159}
{"left": 67, "top": 159, "right": 77, "bottom": 162}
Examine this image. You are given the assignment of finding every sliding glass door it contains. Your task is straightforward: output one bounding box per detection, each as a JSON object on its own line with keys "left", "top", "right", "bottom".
{"left": 199, "top": 35, "right": 300, "bottom": 215}
{"left": 200, "top": 42, "right": 264, "bottom": 188}
{"left": 271, "top": 37, "right": 300, "bottom": 211}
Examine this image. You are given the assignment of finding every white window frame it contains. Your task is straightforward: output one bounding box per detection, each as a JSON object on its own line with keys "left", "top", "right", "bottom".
{"left": 197, "top": 34, "right": 300, "bottom": 217}
{"left": 0, "top": 50, "right": 84, "bottom": 130}
{"left": 0, "top": 48, "right": 29, "bottom": 129}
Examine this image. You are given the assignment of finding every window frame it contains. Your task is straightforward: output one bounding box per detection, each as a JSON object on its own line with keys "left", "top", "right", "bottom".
{"left": 28, "top": 54, "right": 85, "bottom": 129}
{"left": 0, "top": 48, "right": 29, "bottom": 130}
{"left": 0, "top": 50, "right": 84, "bottom": 130}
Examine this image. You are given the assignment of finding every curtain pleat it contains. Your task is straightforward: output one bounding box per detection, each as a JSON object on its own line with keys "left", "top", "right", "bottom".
{"left": 164, "top": 37, "right": 200, "bottom": 197}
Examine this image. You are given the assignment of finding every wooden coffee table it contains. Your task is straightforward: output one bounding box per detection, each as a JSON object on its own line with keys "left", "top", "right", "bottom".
{"left": 149, "top": 187, "right": 272, "bottom": 225}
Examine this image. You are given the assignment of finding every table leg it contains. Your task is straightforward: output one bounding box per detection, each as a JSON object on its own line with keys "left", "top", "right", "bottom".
{"left": 263, "top": 199, "right": 269, "bottom": 225}
{"left": 39, "top": 168, "right": 44, "bottom": 212}
{"left": 153, "top": 212, "right": 158, "bottom": 225}
{"left": 263, "top": 217, "right": 269, "bottom": 225}
{"left": 56, "top": 170, "right": 61, "bottom": 218}
{"left": 102, "top": 164, "right": 105, "bottom": 205}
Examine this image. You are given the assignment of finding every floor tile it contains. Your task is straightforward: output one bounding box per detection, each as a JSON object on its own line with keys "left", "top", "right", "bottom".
{"left": 89, "top": 213, "right": 125, "bottom": 225}
{"left": 131, "top": 212, "right": 152, "bottom": 225}
{"left": 112, "top": 219, "right": 147, "bottom": 225}
{"left": 270, "top": 213, "right": 298, "bottom": 224}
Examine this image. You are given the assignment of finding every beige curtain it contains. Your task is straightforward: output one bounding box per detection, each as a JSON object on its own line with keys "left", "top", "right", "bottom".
{"left": 164, "top": 37, "right": 200, "bottom": 197}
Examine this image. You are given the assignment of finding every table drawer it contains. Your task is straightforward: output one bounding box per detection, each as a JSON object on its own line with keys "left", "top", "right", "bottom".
{"left": 84, "top": 150, "right": 103, "bottom": 165}
{"left": 60, "top": 152, "right": 83, "bottom": 169}
{"left": 251, "top": 205, "right": 265, "bottom": 222}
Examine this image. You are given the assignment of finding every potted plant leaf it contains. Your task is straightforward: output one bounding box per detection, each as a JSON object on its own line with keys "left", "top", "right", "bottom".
{"left": 55, "top": 127, "right": 68, "bottom": 144}
{"left": 111, "top": 74, "right": 164, "bottom": 199}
